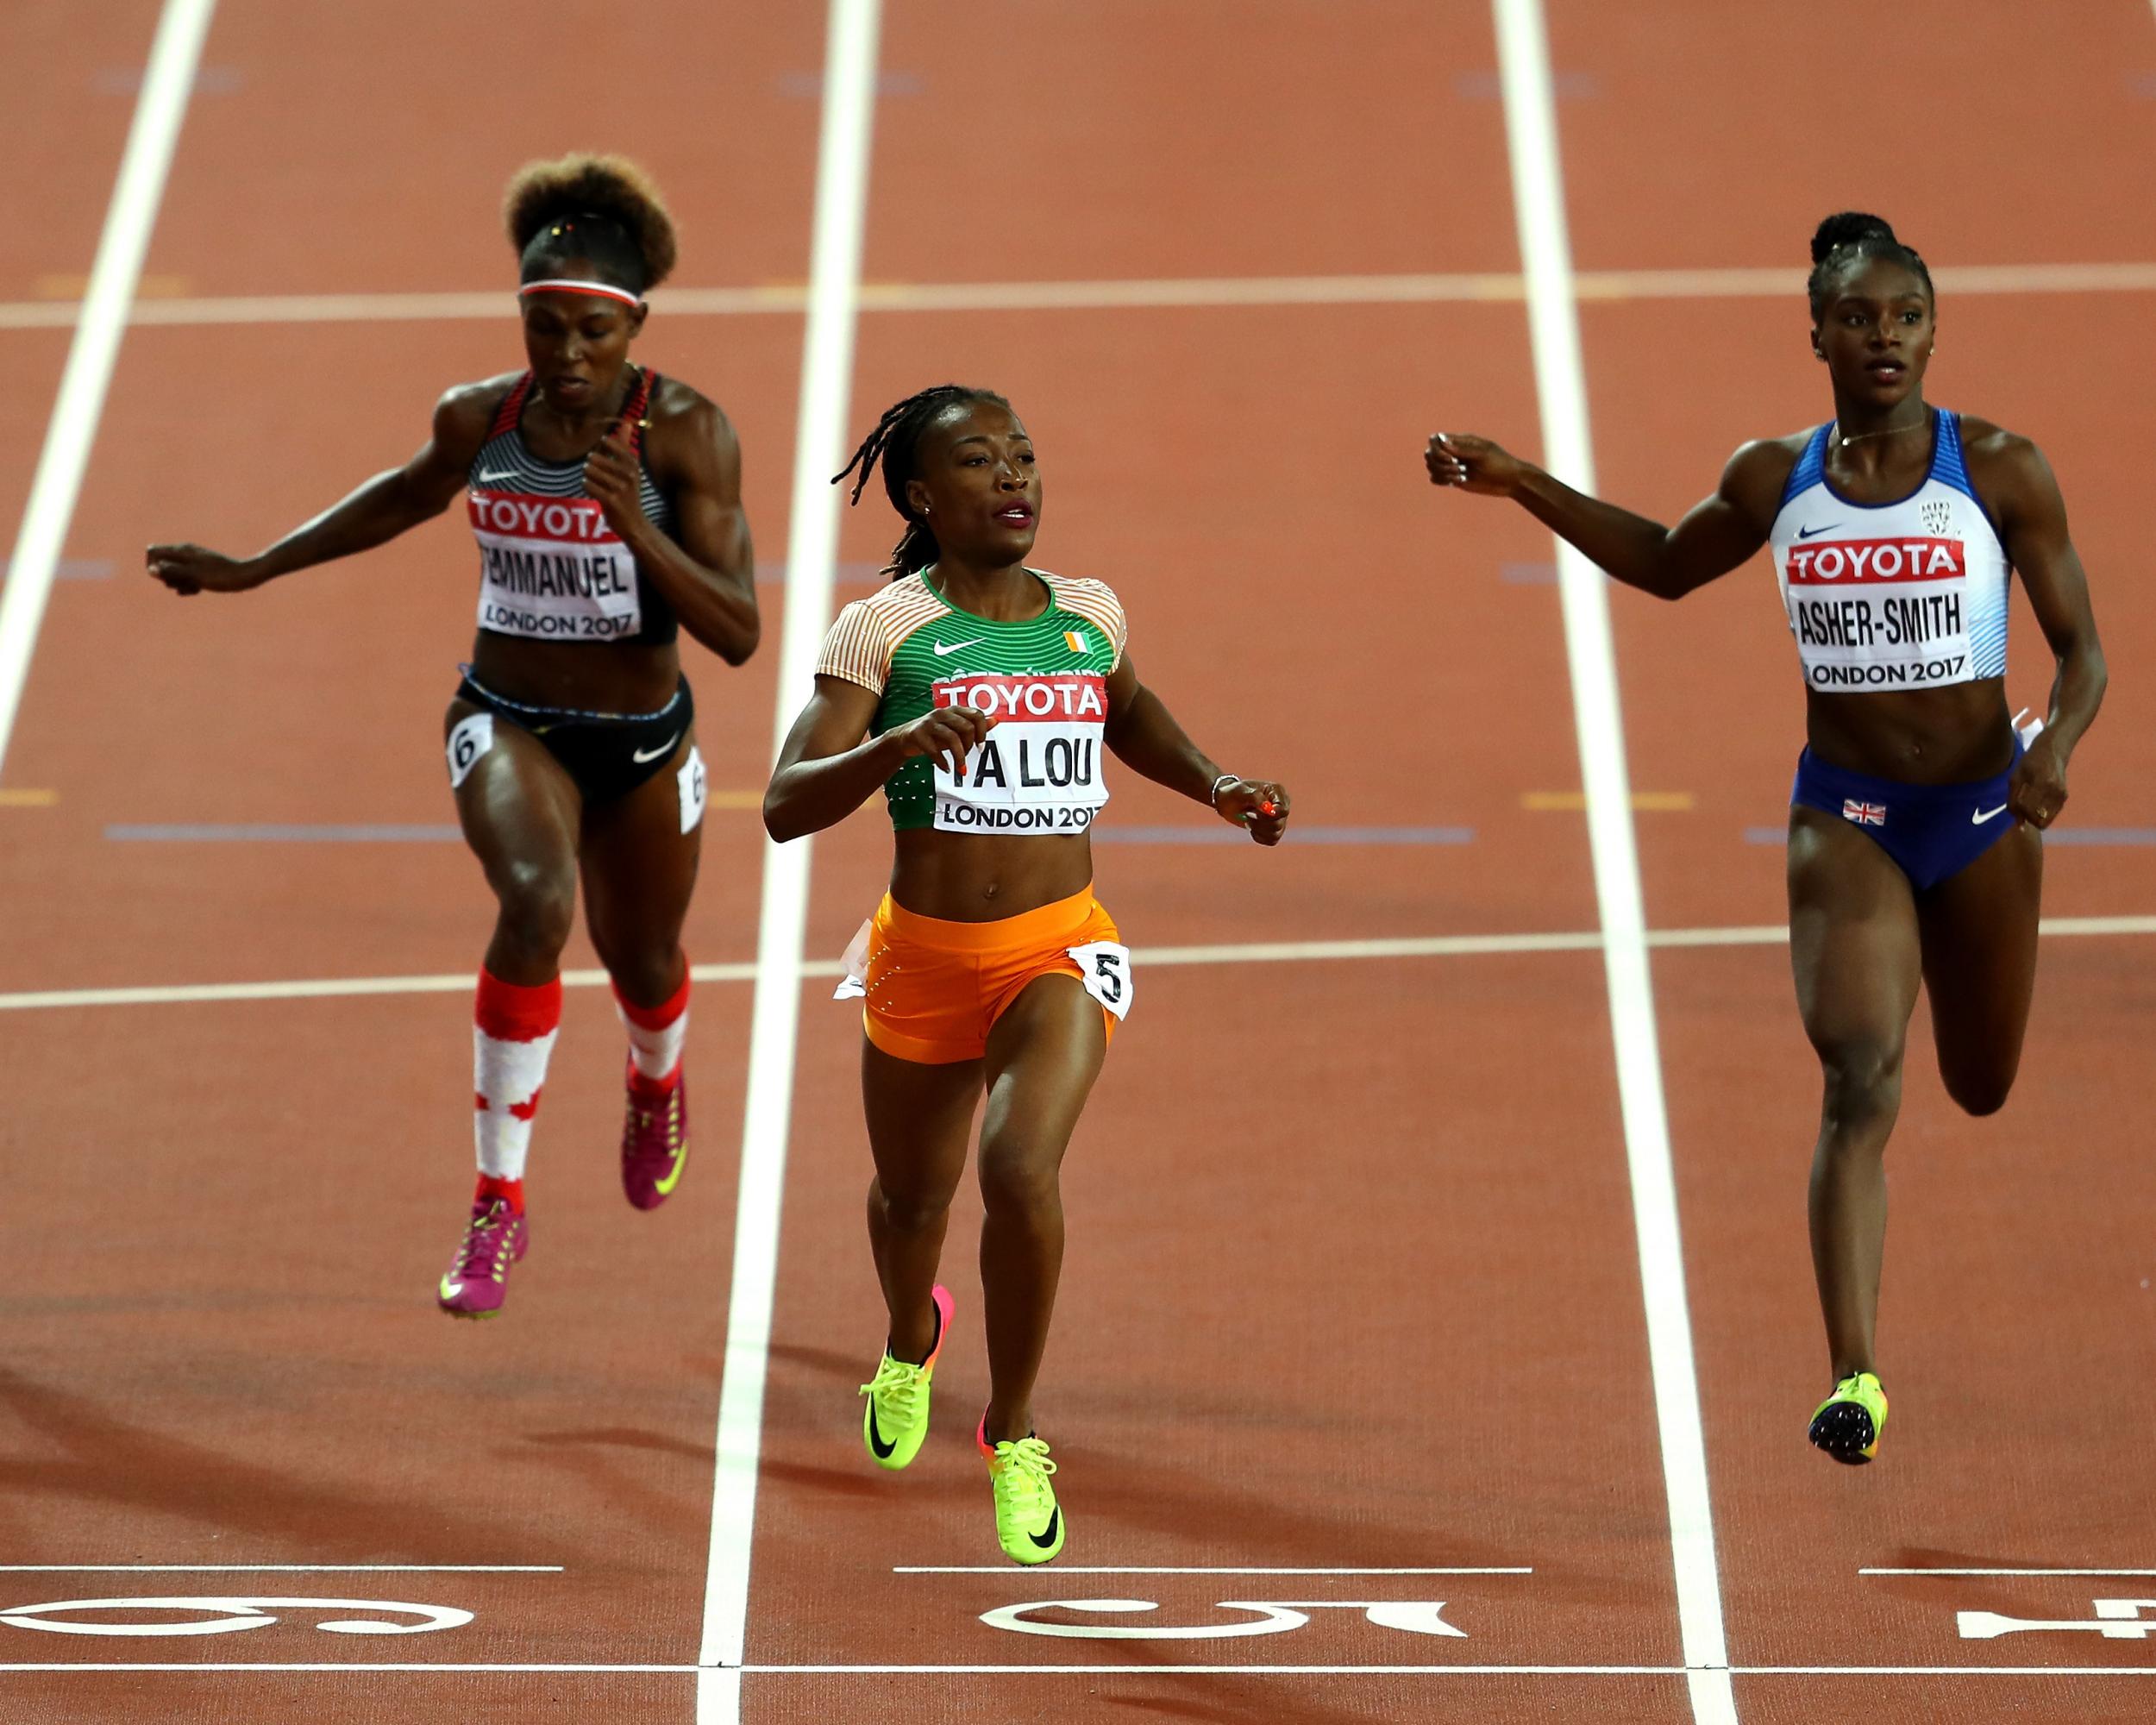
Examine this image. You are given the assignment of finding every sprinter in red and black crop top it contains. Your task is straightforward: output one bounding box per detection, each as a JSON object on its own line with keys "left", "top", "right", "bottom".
{"left": 147, "top": 154, "right": 758, "bottom": 1320}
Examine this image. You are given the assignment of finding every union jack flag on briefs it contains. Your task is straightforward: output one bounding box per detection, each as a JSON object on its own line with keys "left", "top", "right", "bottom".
{"left": 1842, "top": 799, "right": 1888, "bottom": 826}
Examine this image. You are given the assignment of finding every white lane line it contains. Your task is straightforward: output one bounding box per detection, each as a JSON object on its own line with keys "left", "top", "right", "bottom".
{"left": 894, "top": 1566, "right": 1533, "bottom": 1576}
{"left": 694, "top": 3, "right": 881, "bottom": 1720}
{"left": 3, "top": 915, "right": 2151, "bottom": 1014}
{"left": 1491, "top": 3, "right": 1733, "bottom": 1720}
{"left": 6, "top": 261, "right": 2154, "bottom": 331}
{"left": 0, "top": 1565, "right": 559, "bottom": 1574}
{"left": 0, "top": 0, "right": 217, "bottom": 781}
{"left": 1862, "top": 1567, "right": 2156, "bottom": 1577}
{"left": 9, "top": 1661, "right": 2154, "bottom": 1676}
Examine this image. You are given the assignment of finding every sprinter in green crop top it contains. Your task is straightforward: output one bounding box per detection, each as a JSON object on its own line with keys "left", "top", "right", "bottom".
{"left": 764, "top": 386, "right": 1289, "bottom": 1565}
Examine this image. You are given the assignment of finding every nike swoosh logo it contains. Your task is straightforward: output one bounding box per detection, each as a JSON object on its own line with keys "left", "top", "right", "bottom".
{"left": 1972, "top": 804, "right": 2009, "bottom": 825}
{"left": 652, "top": 1143, "right": 687, "bottom": 1196}
{"left": 630, "top": 732, "right": 680, "bottom": 764}
{"left": 867, "top": 1404, "right": 897, "bottom": 1460}
{"left": 1796, "top": 524, "right": 1843, "bottom": 540}
{"left": 1028, "top": 1508, "right": 1061, "bottom": 1550}
{"left": 476, "top": 472, "right": 517, "bottom": 486}
{"left": 931, "top": 638, "right": 985, "bottom": 657}
{"left": 439, "top": 1276, "right": 464, "bottom": 1301}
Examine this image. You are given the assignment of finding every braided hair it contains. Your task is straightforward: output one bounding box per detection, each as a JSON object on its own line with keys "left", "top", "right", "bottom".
{"left": 1806, "top": 211, "right": 1934, "bottom": 319}
{"left": 831, "top": 385, "right": 1011, "bottom": 577}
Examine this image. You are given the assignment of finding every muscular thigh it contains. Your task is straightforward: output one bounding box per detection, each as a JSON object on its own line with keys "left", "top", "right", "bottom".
{"left": 862, "top": 1038, "right": 982, "bottom": 1206}
{"left": 580, "top": 729, "right": 704, "bottom": 957}
{"left": 1787, "top": 806, "right": 1924, "bottom": 1061}
{"left": 981, "top": 974, "right": 1109, "bottom": 1162}
{"left": 1916, "top": 822, "right": 2042, "bottom": 1080}
{"left": 446, "top": 698, "right": 581, "bottom": 886}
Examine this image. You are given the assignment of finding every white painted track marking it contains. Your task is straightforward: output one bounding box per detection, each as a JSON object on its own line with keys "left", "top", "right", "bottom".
{"left": 9, "top": 1661, "right": 2156, "bottom": 1676}
{"left": 895, "top": 1566, "right": 1532, "bottom": 1575}
{"left": 693, "top": 2, "right": 881, "bottom": 1719}
{"left": 4, "top": 261, "right": 2153, "bottom": 331}
{"left": 1490, "top": 1, "right": 1733, "bottom": 1718}
{"left": 3, "top": 916, "right": 2150, "bottom": 1013}
{"left": 0, "top": 1565, "right": 557, "bottom": 1574}
{"left": 0, "top": 0, "right": 218, "bottom": 781}
{"left": 1865, "top": 1567, "right": 2156, "bottom": 1577}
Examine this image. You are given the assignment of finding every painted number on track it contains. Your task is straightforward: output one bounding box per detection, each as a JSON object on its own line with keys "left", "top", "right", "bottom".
{"left": 0, "top": 1596, "right": 473, "bottom": 1637}
{"left": 1961, "top": 1598, "right": 2156, "bottom": 1640}
{"left": 981, "top": 1598, "right": 1465, "bottom": 1640}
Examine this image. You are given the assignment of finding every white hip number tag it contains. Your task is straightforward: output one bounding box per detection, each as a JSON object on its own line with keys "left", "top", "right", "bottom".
{"left": 447, "top": 712, "right": 494, "bottom": 789}
{"left": 1069, "top": 941, "right": 1133, "bottom": 1021}
{"left": 678, "top": 746, "right": 707, "bottom": 835}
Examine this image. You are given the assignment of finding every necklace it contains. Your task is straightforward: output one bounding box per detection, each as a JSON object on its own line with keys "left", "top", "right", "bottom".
{"left": 1832, "top": 418, "right": 1927, "bottom": 450}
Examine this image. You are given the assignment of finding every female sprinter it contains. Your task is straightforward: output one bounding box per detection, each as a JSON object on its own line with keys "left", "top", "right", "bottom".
{"left": 765, "top": 386, "right": 1288, "bottom": 1562}
{"left": 1425, "top": 213, "right": 2105, "bottom": 1464}
{"left": 147, "top": 156, "right": 758, "bottom": 1319}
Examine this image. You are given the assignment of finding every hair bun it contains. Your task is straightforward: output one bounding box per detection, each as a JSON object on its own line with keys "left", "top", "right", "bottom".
{"left": 1810, "top": 211, "right": 1897, "bottom": 266}
{"left": 504, "top": 154, "right": 679, "bottom": 292}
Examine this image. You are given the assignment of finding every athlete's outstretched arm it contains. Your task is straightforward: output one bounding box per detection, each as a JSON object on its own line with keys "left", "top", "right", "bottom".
{"left": 146, "top": 382, "right": 499, "bottom": 595}
{"left": 1424, "top": 430, "right": 1788, "bottom": 599}
{"left": 1100, "top": 653, "right": 1289, "bottom": 845}
{"left": 586, "top": 392, "right": 759, "bottom": 665}
{"left": 763, "top": 676, "right": 997, "bottom": 843}
{"left": 1968, "top": 426, "right": 2106, "bottom": 828}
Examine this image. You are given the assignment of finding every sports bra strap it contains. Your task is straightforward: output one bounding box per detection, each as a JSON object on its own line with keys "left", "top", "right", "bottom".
{"left": 624, "top": 367, "right": 657, "bottom": 455}
{"left": 487, "top": 373, "right": 533, "bottom": 440}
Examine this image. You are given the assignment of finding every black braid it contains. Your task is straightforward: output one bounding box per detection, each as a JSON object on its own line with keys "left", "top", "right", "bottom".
{"left": 831, "top": 385, "right": 1010, "bottom": 578}
{"left": 1806, "top": 210, "right": 1934, "bottom": 319}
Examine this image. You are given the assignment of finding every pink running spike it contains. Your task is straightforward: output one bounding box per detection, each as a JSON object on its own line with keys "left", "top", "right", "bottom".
{"left": 438, "top": 1200, "right": 529, "bottom": 1319}
{"left": 620, "top": 1067, "right": 689, "bottom": 1210}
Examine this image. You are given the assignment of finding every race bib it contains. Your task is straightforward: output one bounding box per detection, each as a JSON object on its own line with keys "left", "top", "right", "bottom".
{"left": 447, "top": 712, "right": 493, "bottom": 788}
{"left": 677, "top": 747, "right": 707, "bottom": 835}
{"left": 1783, "top": 535, "right": 1971, "bottom": 692}
{"left": 931, "top": 672, "right": 1109, "bottom": 836}
{"left": 1069, "top": 940, "right": 1132, "bottom": 1021}
{"left": 470, "top": 490, "right": 642, "bottom": 642}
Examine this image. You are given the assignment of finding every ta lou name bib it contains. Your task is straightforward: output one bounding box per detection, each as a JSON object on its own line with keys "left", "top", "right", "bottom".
{"left": 932, "top": 671, "right": 1109, "bottom": 834}
{"left": 470, "top": 490, "right": 642, "bottom": 643}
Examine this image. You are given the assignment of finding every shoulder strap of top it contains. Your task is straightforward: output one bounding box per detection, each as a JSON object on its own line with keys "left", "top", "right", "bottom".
{"left": 487, "top": 373, "right": 533, "bottom": 440}
{"left": 1777, "top": 423, "right": 1832, "bottom": 508}
{"left": 1930, "top": 405, "right": 1966, "bottom": 486}
{"left": 624, "top": 367, "right": 657, "bottom": 456}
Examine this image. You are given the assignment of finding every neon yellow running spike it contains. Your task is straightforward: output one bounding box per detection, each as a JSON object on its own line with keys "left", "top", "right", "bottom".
{"left": 859, "top": 1284, "right": 952, "bottom": 1471}
{"left": 978, "top": 1414, "right": 1065, "bottom": 1565}
{"left": 1809, "top": 1371, "right": 1889, "bottom": 1465}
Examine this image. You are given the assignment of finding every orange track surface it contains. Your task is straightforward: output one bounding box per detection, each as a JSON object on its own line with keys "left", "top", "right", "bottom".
{"left": 2, "top": 3, "right": 2152, "bottom": 1722}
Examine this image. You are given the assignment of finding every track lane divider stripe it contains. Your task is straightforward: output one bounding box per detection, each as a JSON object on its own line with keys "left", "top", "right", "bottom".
{"left": 0, "top": 0, "right": 218, "bottom": 781}
{"left": 5, "top": 917, "right": 2154, "bottom": 1013}
{"left": 694, "top": 2, "right": 881, "bottom": 1720}
{"left": 1490, "top": 1, "right": 1735, "bottom": 1718}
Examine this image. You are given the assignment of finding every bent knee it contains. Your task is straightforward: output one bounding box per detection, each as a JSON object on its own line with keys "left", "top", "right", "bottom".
{"left": 1814, "top": 1038, "right": 1905, "bottom": 1124}
{"left": 1942, "top": 1061, "right": 2016, "bottom": 1119}
{"left": 978, "top": 1145, "right": 1062, "bottom": 1217}
{"left": 493, "top": 859, "right": 578, "bottom": 952}
{"left": 876, "top": 1183, "right": 953, "bottom": 1235}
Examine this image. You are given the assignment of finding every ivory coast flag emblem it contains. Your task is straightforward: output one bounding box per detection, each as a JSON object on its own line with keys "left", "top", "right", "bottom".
{"left": 1062, "top": 628, "right": 1089, "bottom": 653}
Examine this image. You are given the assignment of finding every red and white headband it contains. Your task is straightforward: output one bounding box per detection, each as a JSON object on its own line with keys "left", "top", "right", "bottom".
{"left": 517, "top": 279, "right": 642, "bottom": 307}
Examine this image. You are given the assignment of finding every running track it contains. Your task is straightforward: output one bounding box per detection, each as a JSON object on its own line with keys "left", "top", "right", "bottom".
{"left": 2, "top": 3, "right": 2153, "bottom": 1721}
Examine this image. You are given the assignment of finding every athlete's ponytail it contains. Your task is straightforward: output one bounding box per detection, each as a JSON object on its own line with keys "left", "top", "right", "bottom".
{"left": 504, "top": 154, "right": 679, "bottom": 298}
{"left": 1806, "top": 210, "right": 1934, "bottom": 317}
{"left": 832, "top": 385, "right": 1011, "bottom": 579}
